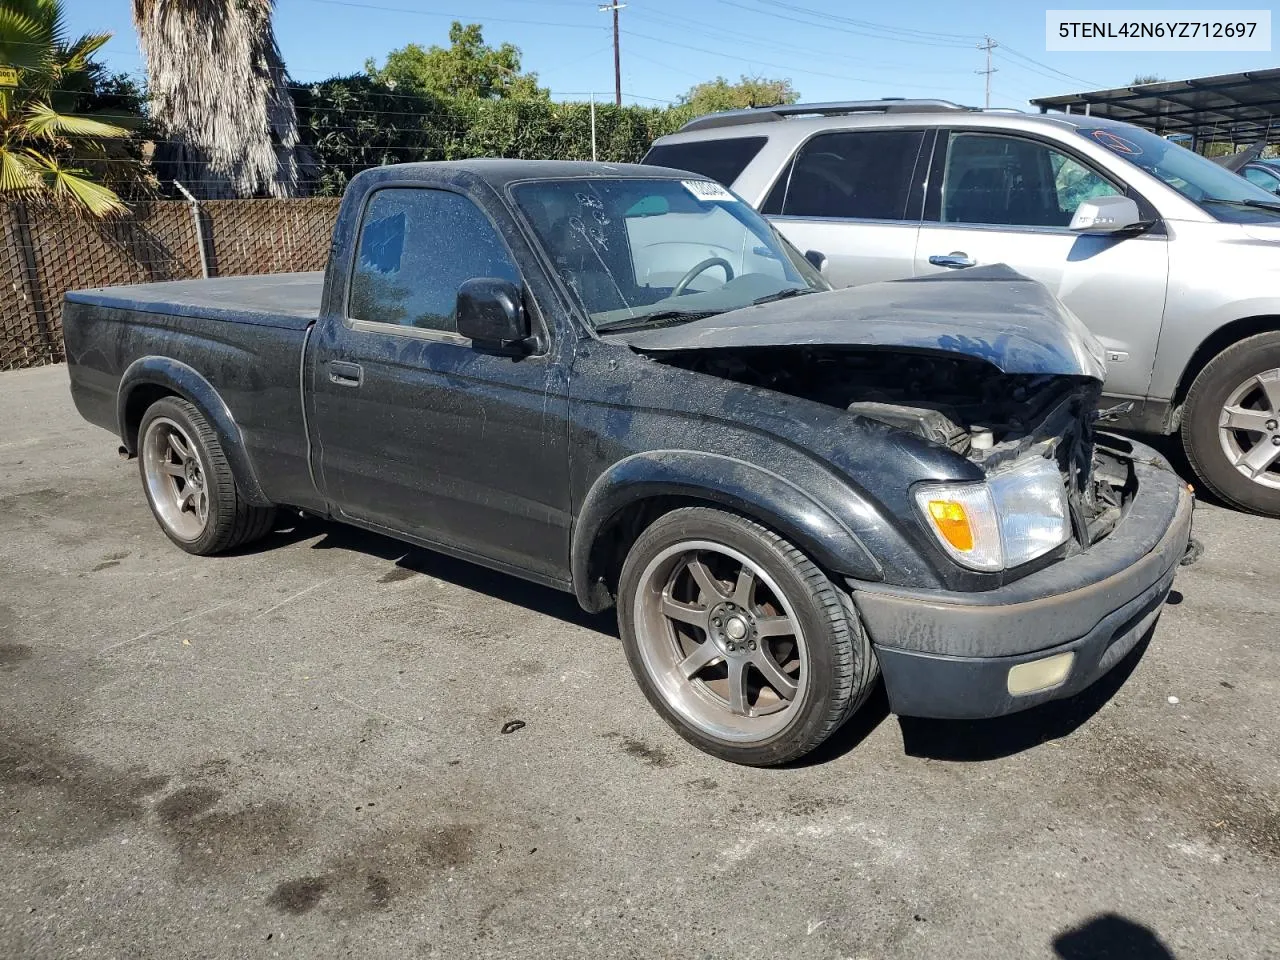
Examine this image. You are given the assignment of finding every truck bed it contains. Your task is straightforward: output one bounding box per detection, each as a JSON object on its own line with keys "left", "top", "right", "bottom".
{"left": 64, "top": 272, "right": 323, "bottom": 329}
{"left": 62, "top": 272, "right": 324, "bottom": 514}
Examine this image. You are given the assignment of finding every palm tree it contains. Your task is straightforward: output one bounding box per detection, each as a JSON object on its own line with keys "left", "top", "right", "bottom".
{"left": 132, "top": 0, "right": 310, "bottom": 199}
{"left": 0, "top": 0, "right": 136, "bottom": 216}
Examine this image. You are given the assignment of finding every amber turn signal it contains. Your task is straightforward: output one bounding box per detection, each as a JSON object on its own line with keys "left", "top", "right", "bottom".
{"left": 926, "top": 500, "right": 974, "bottom": 552}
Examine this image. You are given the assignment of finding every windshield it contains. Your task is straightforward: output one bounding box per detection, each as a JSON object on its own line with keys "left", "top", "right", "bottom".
{"left": 511, "top": 177, "right": 828, "bottom": 330}
{"left": 1079, "top": 124, "right": 1280, "bottom": 223}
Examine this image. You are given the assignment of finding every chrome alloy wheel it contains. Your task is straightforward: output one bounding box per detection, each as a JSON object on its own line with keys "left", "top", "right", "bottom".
{"left": 1217, "top": 368, "right": 1280, "bottom": 491}
{"left": 141, "top": 417, "right": 210, "bottom": 541}
{"left": 631, "top": 540, "right": 809, "bottom": 744}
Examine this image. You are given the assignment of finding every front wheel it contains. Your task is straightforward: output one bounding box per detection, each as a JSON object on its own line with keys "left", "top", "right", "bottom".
{"left": 1181, "top": 332, "right": 1280, "bottom": 516}
{"left": 617, "top": 507, "right": 878, "bottom": 766}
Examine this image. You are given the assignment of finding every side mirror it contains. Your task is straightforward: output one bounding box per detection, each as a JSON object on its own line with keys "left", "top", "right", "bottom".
{"left": 456, "top": 278, "right": 533, "bottom": 351}
{"left": 804, "top": 249, "right": 828, "bottom": 273}
{"left": 1069, "top": 195, "right": 1144, "bottom": 234}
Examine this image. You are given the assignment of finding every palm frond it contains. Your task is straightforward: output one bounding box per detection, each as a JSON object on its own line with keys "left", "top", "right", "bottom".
{"left": 24, "top": 101, "right": 131, "bottom": 139}
{"left": 135, "top": 0, "right": 311, "bottom": 198}
{"left": 26, "top": 150, "right": 127, "bottom": 216}
{"left": 62, "top": 32, "right": 112, "bottom": 72}
{"left": 0, "top": 6, "right": 53, "bottom": 71}
{"left": 0, "top": 145, "right": 43, "bottom": 193}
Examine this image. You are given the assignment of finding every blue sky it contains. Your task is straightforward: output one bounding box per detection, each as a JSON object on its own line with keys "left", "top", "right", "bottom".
{"left": 71, "top": 0, "right": 1276, "bottom": 108}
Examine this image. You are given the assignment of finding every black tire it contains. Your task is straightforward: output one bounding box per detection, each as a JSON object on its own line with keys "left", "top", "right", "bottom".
{"left": 137, "top": 397, "right": 277, "bottom": 555}
{"left": 617, "top": 507, "right": 878, "bottom": 766}
{"left": 1181, "top": 331, "right": 1280, "bottom": 516}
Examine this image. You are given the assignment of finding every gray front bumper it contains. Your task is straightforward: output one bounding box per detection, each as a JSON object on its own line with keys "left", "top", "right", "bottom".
{"left": 850, "top": 451, "right": 1193, "bottom": 719}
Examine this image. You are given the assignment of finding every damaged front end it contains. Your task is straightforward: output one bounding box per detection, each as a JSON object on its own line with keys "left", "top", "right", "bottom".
{"left": 651, "top": 346, "right": 1128, "bottom": 551}
{"left": 613, "top": 270, "right": 1131, "bottom": 561}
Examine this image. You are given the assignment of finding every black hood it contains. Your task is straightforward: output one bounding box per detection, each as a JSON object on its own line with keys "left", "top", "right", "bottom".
{"left": 612, "top": 265, "right": 1106, "bottom": 381}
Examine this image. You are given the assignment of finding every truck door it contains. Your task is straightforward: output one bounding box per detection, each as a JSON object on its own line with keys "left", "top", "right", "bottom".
{"left": 914, "top": 130, "right": 1169, "bottom": 402}
{"left": 307, "top": 185, "right": 571, "bottom": 583}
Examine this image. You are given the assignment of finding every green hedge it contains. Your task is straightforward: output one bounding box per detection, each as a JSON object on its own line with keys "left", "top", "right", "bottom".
{"left": 297, "top": 76, "right": 695, "bottom": 197}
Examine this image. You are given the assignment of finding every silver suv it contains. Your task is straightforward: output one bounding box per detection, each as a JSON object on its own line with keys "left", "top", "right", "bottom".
{"left": 645, "top": 99, "right": 1280, "bottom": 516}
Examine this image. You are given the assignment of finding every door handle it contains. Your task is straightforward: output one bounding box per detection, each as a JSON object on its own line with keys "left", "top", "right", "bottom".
{"left": 928, "top": 252, "right": 976, "bottom": 269}
{"left": 328, "top": 360, "right": 363, "bottom": 387}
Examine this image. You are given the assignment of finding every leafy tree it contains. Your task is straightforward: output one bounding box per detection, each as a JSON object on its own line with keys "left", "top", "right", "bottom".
{"left": 0, "top": 0, "right": 143, "bottom": 216}
{"left": 132, "top": 0, "right": 312, "bottom": 199}
{"left": 680, "top": 75, "right": 799, "bottom": 114}
{"left": 365, "top": 22, "right": 548, "bottom": 100}
{"left": 1131, "top": 74, "right": 1165, "bottom": 85}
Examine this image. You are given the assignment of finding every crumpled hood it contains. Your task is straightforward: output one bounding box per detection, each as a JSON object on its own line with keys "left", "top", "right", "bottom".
{"left": 616, "top": 264, "right": 1107, "bottom": 381}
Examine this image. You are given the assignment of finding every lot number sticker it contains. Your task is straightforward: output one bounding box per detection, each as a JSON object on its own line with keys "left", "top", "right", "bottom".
{"left": 682, "top": 180, "right": 735, "bottom": 202}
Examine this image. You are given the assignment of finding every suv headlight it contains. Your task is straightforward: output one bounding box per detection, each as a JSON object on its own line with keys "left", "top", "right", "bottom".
{"left": 914, "top": 458, "right": 1071, "bottom": 571}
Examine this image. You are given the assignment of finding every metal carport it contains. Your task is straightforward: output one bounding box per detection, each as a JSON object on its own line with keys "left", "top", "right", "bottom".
{"left": 1030, "top": 68, "right": 1280, "bottom": 152}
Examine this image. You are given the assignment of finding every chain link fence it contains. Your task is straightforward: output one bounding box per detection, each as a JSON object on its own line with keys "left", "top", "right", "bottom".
{"left": 0, "top": 198, "right": 341, "bottom": 371}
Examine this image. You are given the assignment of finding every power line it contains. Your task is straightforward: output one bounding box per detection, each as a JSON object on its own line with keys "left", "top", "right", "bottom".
{"left": 629, "top": 7, "right": 978, "bottom": 77}
{"left": 297, "top": 0, "right": 599, "bottom": 30}
{"left": 621, "top": 29, "right": 957, "bottom": 90}
{"left": 997, "top": 42, "right": 1101, "bottom": 89}
{"left": 712, "top": 0, "right": 976, "bottom": 48}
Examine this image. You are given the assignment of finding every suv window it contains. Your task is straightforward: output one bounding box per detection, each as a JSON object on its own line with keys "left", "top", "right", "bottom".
{"left": 349, "top": 188, "right": 519, "bottom": 332}
{"left": 942, "top": 132, "right": 1119, "bottom": 228}
{"left": 768, "top": 129, "right": 925, "bottom": 220}
{"left": 1244, "top": 165, "right": 1280, "bottom": 193}
{"left": 642, "top": 137, "right": 767, "bottom": 187}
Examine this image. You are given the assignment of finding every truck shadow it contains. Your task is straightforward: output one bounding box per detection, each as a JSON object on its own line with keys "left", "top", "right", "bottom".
{"left": 263, "top": 514, "right": 620, "bottom": 637}
{"left": 244, "top": 514, "right": 1161, "bottom": 765}
{"left": 895, "top": 625, "right": 1157, "bottom": 762}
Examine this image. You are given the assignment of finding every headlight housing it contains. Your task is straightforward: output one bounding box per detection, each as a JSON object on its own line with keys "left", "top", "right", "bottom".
{"left": 914, "top": 458, "right": 1071, "bottom": 571}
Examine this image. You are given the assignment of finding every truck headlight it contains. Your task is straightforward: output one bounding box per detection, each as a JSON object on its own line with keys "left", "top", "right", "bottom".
{"left": 914, "top": 458, "right": 1070, "bottom": 572}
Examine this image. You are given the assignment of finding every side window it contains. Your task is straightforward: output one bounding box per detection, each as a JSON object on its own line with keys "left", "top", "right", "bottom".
{"left": 774, "top": 129, "right": 925, "bottom": 221}
{"left": 642, "top": 136, "right": 767, "bottom": 187}
{"left": 1244, "top": 165, "right": 1280, "bottom": 193}
{"left": 942, "top": 132, "right": 1119, "bottom": 228}
{"left": 349, "top": 188, "right": 519, "bottom": 333}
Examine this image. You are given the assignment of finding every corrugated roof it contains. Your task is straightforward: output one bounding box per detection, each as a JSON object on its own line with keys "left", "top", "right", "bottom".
{"left": 1031, "top": 69, "right": 1280, "bottom": 144}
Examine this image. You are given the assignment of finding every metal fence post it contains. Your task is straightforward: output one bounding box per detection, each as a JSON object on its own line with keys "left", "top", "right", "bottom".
{"left": 173, "top": 181, "right": 211, "bottom": 278}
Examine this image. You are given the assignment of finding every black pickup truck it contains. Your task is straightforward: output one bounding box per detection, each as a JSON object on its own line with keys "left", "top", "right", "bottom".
{"left": 63, "top": 160, "right": 1192, "bottom": 765}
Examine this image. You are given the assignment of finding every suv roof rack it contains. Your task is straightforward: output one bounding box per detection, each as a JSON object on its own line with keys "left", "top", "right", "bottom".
{"left": 679, "top": 98, "right": 976, "bottom": 133}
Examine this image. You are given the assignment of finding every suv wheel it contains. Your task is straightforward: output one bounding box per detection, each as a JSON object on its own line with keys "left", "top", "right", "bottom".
{"left": 617, "top": 507, "right": 878, "bottom": 766}
{"left": 1182, "top": 331, "right": 1280, "bottom": 516}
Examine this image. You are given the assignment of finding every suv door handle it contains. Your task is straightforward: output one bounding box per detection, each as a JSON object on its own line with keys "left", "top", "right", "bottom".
{"left": 929, "top": 252, "right": 976, "bottom": 269}
{"left": 328, "top": 360, "right": 363, "bottom": 387}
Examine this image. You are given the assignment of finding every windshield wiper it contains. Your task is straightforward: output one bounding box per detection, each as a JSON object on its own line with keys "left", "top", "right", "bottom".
{"left": 1201, "top": 196, "right": 1280, "bottom": 213}
{"left": 595, "top": 309, "right": 719, "bottom": 334}
{"left": 750, "top": 287, "right": 816, "bottom": 306}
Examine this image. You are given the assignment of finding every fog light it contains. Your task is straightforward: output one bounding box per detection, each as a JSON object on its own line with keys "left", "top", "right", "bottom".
{"left": 1007, "top": 652, "right": 1074, "bottom": 696}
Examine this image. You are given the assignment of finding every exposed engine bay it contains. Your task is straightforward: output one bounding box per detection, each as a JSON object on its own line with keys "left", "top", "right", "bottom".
{"left": 652, "top": 346, "right": 1131, "bottom": 545}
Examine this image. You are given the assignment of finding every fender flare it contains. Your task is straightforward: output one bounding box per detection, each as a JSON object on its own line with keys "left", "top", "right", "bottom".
{"left": 571, "top": 450, "right": 885, "bottom": 611}
{"left": 117, "top": 356, "right": 272, "bottom": 506}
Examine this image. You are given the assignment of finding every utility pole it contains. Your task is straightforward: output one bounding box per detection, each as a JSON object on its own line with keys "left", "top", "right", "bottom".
{"left": 598, "top": 2, "right": 626, "bottom": 107}
{"left": 976, "top": 35, "right": 998, "bottom": 109}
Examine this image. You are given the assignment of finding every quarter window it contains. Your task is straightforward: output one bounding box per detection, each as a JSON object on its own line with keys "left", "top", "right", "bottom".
{"left": 942, "top": 132, "right": 1119, "bottom": 228}
{"left": 642, "top": 136, "right": 767, "bottom": 187}
{"left": 349, "top": 188, "right": 519, "bottom": 333}
{"left": 771, "top": 129, "right": 926, "bottom": 220}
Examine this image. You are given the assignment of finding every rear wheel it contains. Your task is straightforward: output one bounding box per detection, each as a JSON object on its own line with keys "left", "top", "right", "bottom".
{"left": 1181, "top": 332, "right": 1280, "bottom": 516}
{"left": 138, "top": 397, "right": 276, "bottom": 555}
{"left": 617, "top": 507, "right": 877, "bottom": 766}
